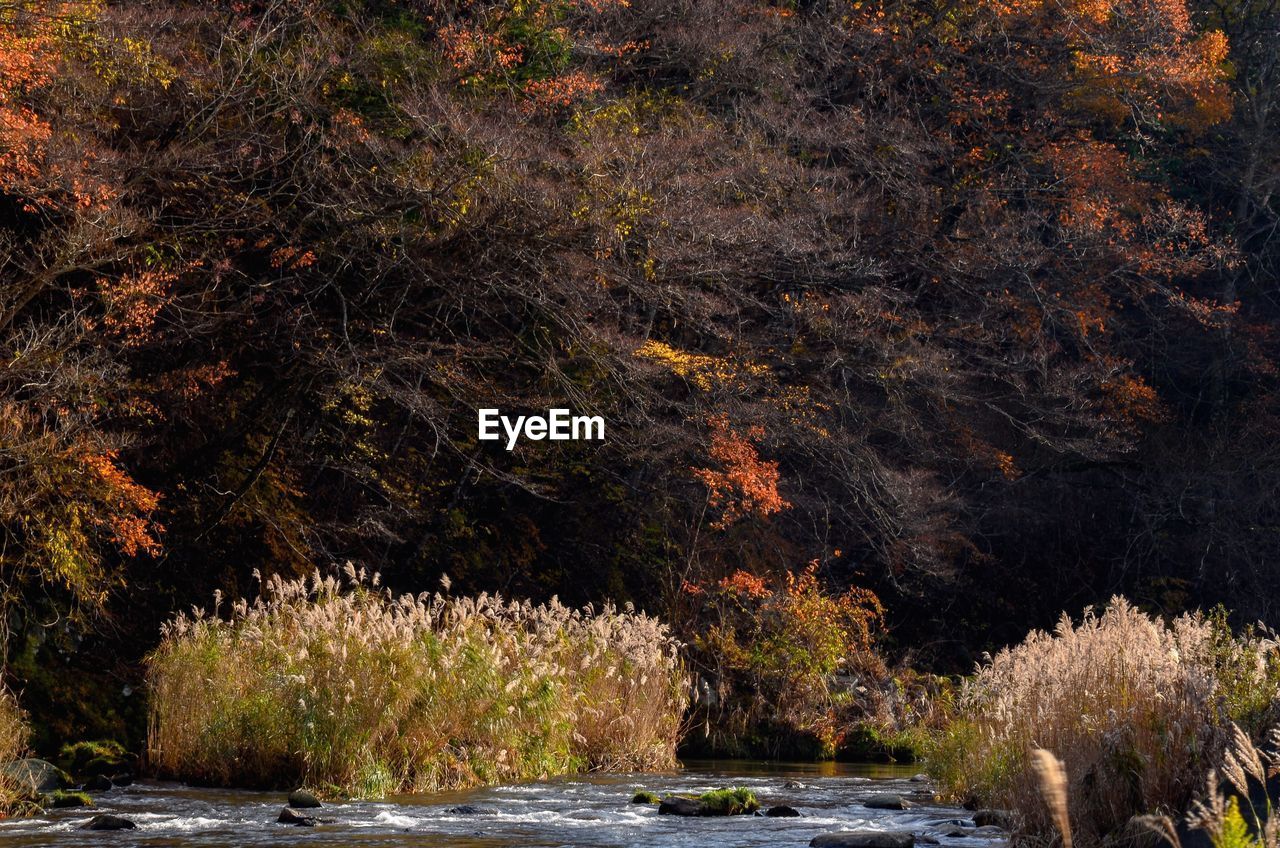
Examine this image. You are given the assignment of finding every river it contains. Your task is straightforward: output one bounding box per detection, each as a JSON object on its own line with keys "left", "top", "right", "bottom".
{"left": 0, "top": 761, "right": 1007, "bottom": 847}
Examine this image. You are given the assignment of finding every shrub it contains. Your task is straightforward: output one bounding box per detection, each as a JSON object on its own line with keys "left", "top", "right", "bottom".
{"left": 839, "top": 721, "right": 931, "bottom": 763}
{"left": 57, "top": 740, "right": 131, "bottom": 777}
{"left": 0, "top": 686, "right": 30, "bottom": 815}
{"left": 928, "top": 597, "right": 1280, "bottom": 846}
{"left": 147, "top": 568, "right": 687, "bottom": 796}
{"left": 683, "top": 561, "right": 887, "bottom": 758}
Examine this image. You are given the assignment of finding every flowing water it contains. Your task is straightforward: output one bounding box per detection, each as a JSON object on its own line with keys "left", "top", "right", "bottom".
{"left": 0, "top": 761, "right": 1008, "bottom": 847}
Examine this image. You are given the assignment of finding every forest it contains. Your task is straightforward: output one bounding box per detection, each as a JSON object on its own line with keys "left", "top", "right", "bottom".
{"left": 0, "top": 0, "right": 1278, "bottom": 844}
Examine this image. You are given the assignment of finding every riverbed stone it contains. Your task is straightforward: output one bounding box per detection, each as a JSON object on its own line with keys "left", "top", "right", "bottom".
{"left": 811, "top": 830, "right": 916, "bottom": 848}
{"left": 766, "top": 805, "right": 802, "bottom": 817}
{"left": 658, "top": 797, "right": 707, "bottom": 816}
{"left": 277, "top": 806, "right": 318, "bottom": 826}
{"left": 973, "top": 810, "right": 1013, "bottom": 830}
{"left": 864, "top": 794, "right": 914, "bottom": 810}
{"left": 288, "top": 789, "right": 322, "bottom": 809}
{"left": 448, "top": 805, "right": 495, "bottom": 815}
{"left": 81, "top": 814, "right": 136, "bottom": 831}
{"left": 658, "top": 795, "right": 758, "bottom": 817}
{"left": 83, "top": 774, "right": 113, "bottom": 792}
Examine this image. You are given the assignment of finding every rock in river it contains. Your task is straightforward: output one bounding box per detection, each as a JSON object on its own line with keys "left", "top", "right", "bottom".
{"left": 80, "top": 815, "right": 136, "bottom": 831}
{"left": 972, "top": 810, "right": 1013, "bottom": 830}
{"left": 83, "top": 774, "right": 113, "bottom": 792}
{"left": 811, "top": 831, "right": 916, "bottom": 848}
{"left": 277, "top": 806, "right": 318, "bottom": 826}
{"left": 48, "top": 790, "right": 93, "bottom": 808}
{"left": 766, "top": 805, "right": 803, "bottom": 817}
{"left": 658, "top": 797, "right": 707, "bottom": 817}
{"left": 447, "top": 805, "right": 495, "bottom": 815}
{"left": 288, "top": 789, "right": 322, "bottom": 809}
{"left": 864, "top": 794, "right": 914, "bottom": 810}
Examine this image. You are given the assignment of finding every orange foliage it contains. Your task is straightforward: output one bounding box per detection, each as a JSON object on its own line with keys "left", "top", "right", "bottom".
{"left": 0, "top": 7, "right": 56, "bottom": 195}
{"left": 522, "top": 71, "right": 605, "bottom": 113}
{"left": 97, "top": 268, "right": 176, "bottom": 346}
{"left": 270, "top": 246, "right": 318, "bottom": 270}
{"left": 438, "top": 24, "right": 523, "bottom": 81}
{"left": 157, "top": 361, "right": 237, "bottom": 402}
{"left": 956, "top": 427, "right": 1021, "bottom": 479}
{"left": 1049, "top": 135, "right": 1147, "bottom": 243}
{"left": 693, "top": 414, "right": 790, "bottom": 529}
{"left": 1099, "top": 365, "right": 1166, "bottom": 425}
{"left": 432, "top": 0, "right": 627, "bottom": 112}
{"left": 81, "top": 451, "right": 163, "bottom": 558}
{"left": 0, "top": 4, "right": 119, "bottom": 212}
{"left": 718, "top": 568, "right": 770, "bottom": 599}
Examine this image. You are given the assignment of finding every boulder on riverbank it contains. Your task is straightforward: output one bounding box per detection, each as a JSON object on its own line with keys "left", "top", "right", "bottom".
{"left": 1, "top": 758, "right": 71, "bottom": 794}
{"left": 864, "top": 794, "right": 913, "bottom": 810}
{"left": 811, "top": 831, "right": 916, "bottom": 848}
{"left": 80, "top": 815, "right": 136, "bottom": 831}
{"left": 83, "top": 774, "right": 113, "bottom": 792}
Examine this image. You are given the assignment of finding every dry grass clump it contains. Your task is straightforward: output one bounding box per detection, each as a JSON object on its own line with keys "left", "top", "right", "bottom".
{"left": 929, "top": 597, "right": 1280, "bottom": 847}
{"left": 1138, "top": 724, "right": 1280, "bottom": 848}
{"left": 0, "top": 685, "right": 31, "bottom": 816}
{"left": 147, "top": 567, "right": 687, "bottom": 796}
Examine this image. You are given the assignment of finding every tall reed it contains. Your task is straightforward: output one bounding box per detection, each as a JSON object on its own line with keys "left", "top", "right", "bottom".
{"left": 0, "top": 685, "right": 31, "bottom": 816}
{"left": 147, "top": 568, "right": 687, "bottom": 796}
{"left": 1137, "top": 724, "right": 1280, "bottom": 848}
{"left": 928, "top": 597, "right": 1280, "bottom": 847}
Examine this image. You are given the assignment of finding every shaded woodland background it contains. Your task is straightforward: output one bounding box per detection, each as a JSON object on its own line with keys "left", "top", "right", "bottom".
{"left": 0, "top": 0, "right": 1277, "bottom": 752}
